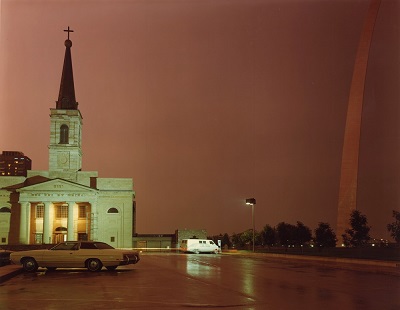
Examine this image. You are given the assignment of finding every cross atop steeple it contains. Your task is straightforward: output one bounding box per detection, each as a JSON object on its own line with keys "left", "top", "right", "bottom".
{"left": 64, "top": 26, "right": 74, "bottom": 40}
{"left": 56, "top": 27, "right": 78, "bottom": 110}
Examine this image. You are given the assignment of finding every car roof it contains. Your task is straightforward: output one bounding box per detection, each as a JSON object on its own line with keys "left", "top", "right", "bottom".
{"left": 61, "top": 241, "right": 103, "bottom": 244}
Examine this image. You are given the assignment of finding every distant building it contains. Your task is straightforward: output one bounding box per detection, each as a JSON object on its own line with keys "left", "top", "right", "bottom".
{"left": 132, "top": 229, "right": 208, "bottom": 250}
{"left": 175, "top": 228, "right": 207, "bottom": 248}
{"left": 0, "top": 151, "right": 32, "bottom": 177}
{"left": 133, "top": 233, "right": 176, "bottom": 250}
{"left": 0, "top": 29, "right": 135, "bottom": 247}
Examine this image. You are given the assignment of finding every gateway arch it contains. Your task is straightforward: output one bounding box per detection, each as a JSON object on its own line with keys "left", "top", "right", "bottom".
{"left": 336, "top": 0, "right": 381, "bottom": 239}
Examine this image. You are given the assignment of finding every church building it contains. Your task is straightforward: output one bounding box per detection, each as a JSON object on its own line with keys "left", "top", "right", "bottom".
{"left": 0, "top": 29, "right": 135, "bottom": 248}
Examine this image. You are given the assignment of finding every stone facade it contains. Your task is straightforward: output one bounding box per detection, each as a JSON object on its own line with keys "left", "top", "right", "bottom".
{"left": 0, "top": 169, "right": 135, "bottom": 248}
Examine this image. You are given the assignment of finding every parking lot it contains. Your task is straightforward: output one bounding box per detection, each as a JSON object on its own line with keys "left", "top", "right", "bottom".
{"left": 1, "top": 252, "right": 399, "bottom": 309}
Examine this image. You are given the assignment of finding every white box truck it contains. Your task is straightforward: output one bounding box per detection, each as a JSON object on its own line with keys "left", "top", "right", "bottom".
{"left": 180, "top": 239, "right": 220, "bottom": 254}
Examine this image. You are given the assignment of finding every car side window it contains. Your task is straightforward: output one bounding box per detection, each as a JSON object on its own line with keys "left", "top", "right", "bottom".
{"left": 52, "top": 242, "right": 78, "bottom": 250}
{"left": 95, "top": 242, "right": 114, "bottom": 249}
{"left": 80, "top": 243, "right": 97, "bottom": 249}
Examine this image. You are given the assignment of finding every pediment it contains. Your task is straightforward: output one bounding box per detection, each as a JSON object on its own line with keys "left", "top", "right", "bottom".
{"left": 16, "top": 178, "right": 96, "bottom": 193}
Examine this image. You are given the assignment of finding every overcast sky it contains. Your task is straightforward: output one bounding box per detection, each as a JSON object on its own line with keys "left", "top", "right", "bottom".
{"left": 0, "top": 0, "right": 399, "bottom": 239}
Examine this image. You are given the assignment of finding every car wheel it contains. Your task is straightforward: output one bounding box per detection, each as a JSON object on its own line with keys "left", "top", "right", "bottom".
{"left": 106, "top": 266, "right": 117, "bottom": 271}
{"left": 22, "top": 258, "right": 38, "bottom": 272}
{"left": 86, "top": 258, "right": 102, "bottom": 272}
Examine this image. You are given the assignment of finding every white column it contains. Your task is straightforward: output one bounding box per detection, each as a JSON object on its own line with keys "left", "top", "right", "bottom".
{"left": 19, "top": 202, "right": 29, "bottom": 244}
{"left": 89, "top": 202, "right": 97, "bottom": 241}
{"left": 43, "top": 202, "right": 51, "bottom": 244}
{"left": 67, "top": 202, "right": 75, "bottom": 241}
{"left": 27, "top": 203, "right": 31, "bottom": 244}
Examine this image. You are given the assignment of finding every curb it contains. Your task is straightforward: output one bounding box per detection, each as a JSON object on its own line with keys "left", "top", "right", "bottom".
{"left": 0, "top": 265, "right": 24, "bottom": 284}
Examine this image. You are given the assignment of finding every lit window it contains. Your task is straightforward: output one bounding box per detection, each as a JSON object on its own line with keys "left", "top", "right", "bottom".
{"left": 79, "top": 205, "right": 86, "bottom": 218}
{"left": 57, "top": 205, "right": 68, "bottom": 218}
{"left": 36, "top": 205, "right": 44, "bottom": 218}
{"left": 34, "top": 234, "right": 43, "bottom": 244}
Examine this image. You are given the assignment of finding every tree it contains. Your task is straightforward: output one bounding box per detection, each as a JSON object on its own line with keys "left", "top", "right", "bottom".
{"left": 241, "top": 230, "right": 254, "bottom": 246}
{"left": 221, "top": 233, "right": 232, "bottom": 248}
{"left": 231, "top": 231, "right": 252, "bottom": 248}
{"left": 314, "top": 222, "right": 336, "bottom": 248}
{"left": 387, "top": 210, "right": 400, "bottom": 243}
{"left": 295, "top": 221, "right": 312, "bottom": 246}
{"left": 342, "top": 210, "right": 371, "bottom": 247}
{"left": 261, "top": 224, "right": 276, "bottom": 248}
{"left": 231, "top": 232, "right": 243, "bottom": 248}
{"left": 209, "top": 233, "right": 232, "bottom": 249}
{"left": 276, "top": 222, "right": 296, "bottom": 246}
{"left": 255, "top": 231, "right": 262, "bottom": 246}
{"left": 231, "top": 230, "right": 261, "bottom": 249}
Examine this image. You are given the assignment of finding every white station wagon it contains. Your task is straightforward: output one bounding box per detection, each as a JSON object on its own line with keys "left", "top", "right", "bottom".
{"left": 10, "top": 241, "right": 140, "bottom": 272}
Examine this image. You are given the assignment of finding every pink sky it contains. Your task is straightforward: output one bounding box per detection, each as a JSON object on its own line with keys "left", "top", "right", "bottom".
{"left": 1, "top": 0, "right": 399, "bottom": 238}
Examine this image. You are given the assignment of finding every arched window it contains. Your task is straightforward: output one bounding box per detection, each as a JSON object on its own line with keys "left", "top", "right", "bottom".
{"left": 107, "top": 207, "right": 119, "bottom": 214}
{"left": 0, "top": 207, "right": 11, "bottom": 213}
{"left": 60, "top": 124, "right": 69, "bottom": 144}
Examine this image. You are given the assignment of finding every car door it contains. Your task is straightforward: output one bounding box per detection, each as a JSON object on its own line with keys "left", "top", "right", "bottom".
{"left": 41, "top": 242, "right": 80, "bottom": 268}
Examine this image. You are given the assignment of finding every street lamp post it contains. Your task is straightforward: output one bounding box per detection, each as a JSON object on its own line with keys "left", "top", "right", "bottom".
{"left": 245, "top": 198, "right": 256, "bottom": 252}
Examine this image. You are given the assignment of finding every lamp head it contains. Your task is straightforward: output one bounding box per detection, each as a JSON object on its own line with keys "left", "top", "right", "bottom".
{"left": 246, "top": 198, "right": 256, "bottom": 205}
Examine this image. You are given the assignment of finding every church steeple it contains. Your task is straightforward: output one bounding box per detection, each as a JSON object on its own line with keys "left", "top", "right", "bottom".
{"left": 56, "top": 27, "right": 78, "bottom": 110}
{"left": 48, "top": 27, "right": 83, "bottom": 179}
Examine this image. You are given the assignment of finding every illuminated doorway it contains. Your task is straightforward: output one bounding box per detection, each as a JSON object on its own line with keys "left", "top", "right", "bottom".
{"left": 54, "top": 227, "right": 67, "bottom": 243}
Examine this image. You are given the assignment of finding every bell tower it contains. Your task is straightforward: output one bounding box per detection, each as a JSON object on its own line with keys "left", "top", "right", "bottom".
{"left": 48, "top": 27, "right": 82, "bottom": 181}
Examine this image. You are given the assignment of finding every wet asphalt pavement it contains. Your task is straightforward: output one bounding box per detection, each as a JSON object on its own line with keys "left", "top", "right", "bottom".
{"left": 0, "top": 252, "right": 399, "bottom": 309}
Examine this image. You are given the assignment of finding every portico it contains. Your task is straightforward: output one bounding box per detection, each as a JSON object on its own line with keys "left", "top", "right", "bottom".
{"left": 19, "top": 201, "right": 93, "bottom": 244}
{"left": 16, "top": 178, "right": 97, "bottom": 244}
